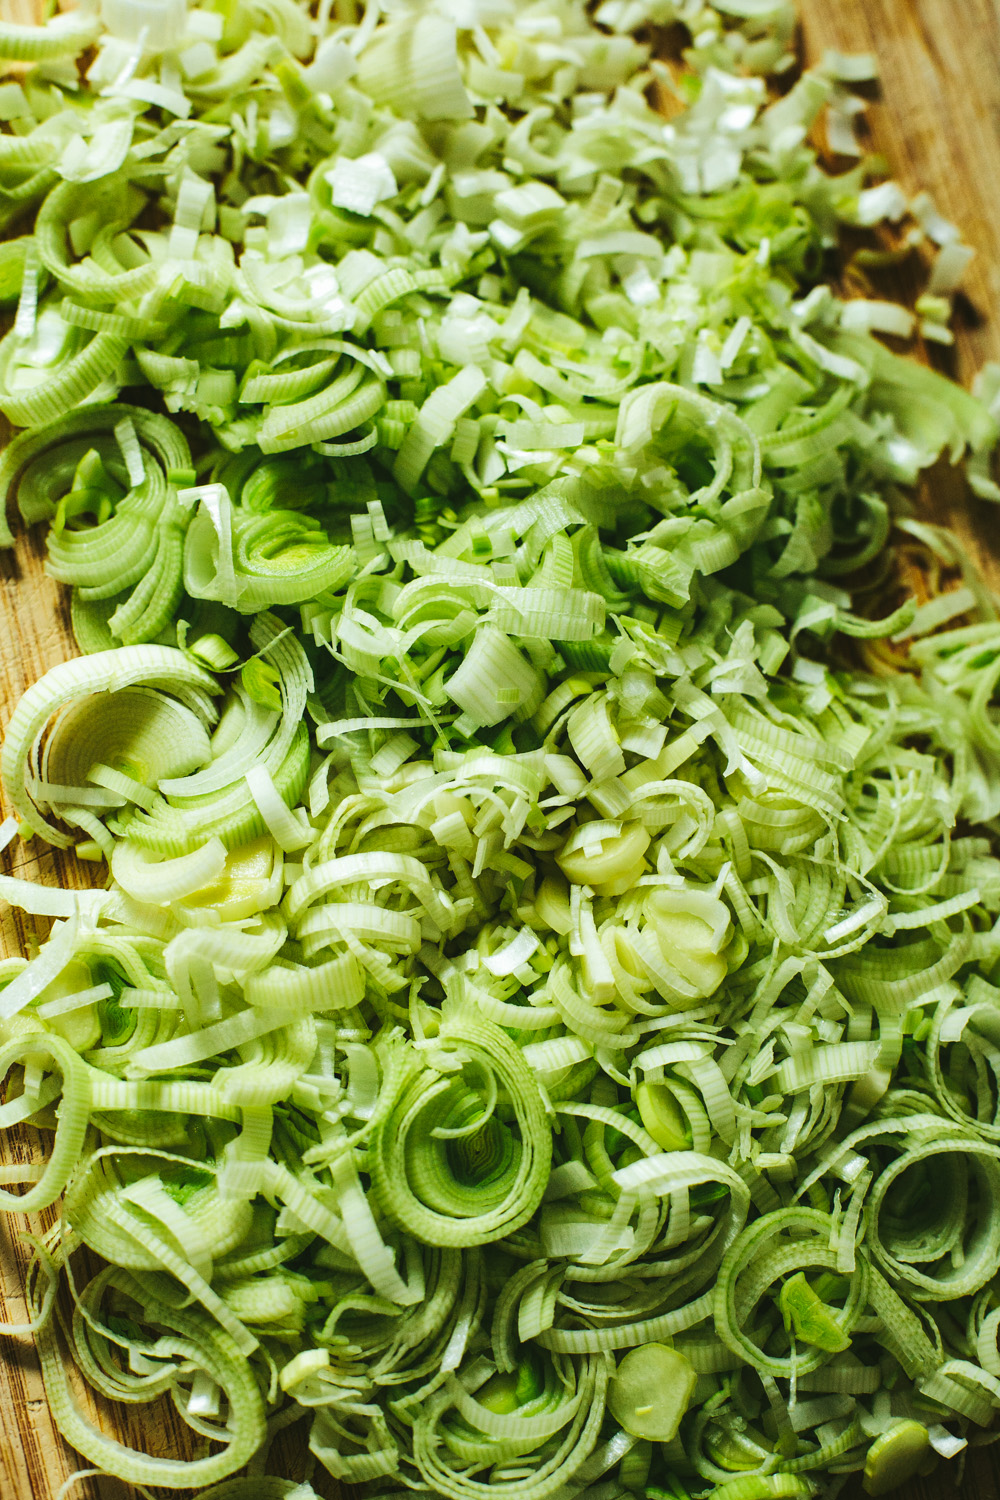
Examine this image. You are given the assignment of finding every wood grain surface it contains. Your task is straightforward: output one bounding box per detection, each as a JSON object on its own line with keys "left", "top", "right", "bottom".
{"left": 0, "top": 1, "right": 1000, "bottom": 1496}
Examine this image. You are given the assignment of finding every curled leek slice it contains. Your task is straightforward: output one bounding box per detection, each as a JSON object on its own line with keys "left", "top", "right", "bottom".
{"left": 0, "top": 405, "right": 194, "bottom": 642}
{"left": 183, "top": 491, "right": 355, "bottom": 612}
{"left": 0, "top": 1032, "right": 90, "bottom": 1211}
{"left": 714, "top": 1209, "right": 871, "bottom": 1378}
{"left": 409, "top": 1352, "right": 610, "bottom": 1500}
{"left": 0, "top": 647, "right": 219, "bottom": 846}
{"left": 369, "top": 1006, "right": 552, "bottom": 1247}
{"left": 123, "top": 616, "right": 312, "bottom": 856}
{"left": 33, "top": 1262, "right": 266, "bottom": 1489}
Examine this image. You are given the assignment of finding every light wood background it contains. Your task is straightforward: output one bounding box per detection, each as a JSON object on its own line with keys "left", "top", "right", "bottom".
{"left": 1, "top": 0, "right": 1000, "bottom": 1495}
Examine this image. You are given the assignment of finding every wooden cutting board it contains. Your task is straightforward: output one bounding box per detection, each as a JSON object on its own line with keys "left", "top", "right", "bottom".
{"left": 1, "top": 1, "right": 1000, "bottom": 1495}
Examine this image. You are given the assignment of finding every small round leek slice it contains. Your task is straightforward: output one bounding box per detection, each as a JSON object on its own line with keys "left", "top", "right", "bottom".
{"left": 862, "top": 1421, "right": 930, "bottom": 1497}
{"left": 635, "top": 1081, "right": 691, "bottom": 1152}
{"left": 557, "top": 821, "right": 650, "bottom": 886}
{"left": 648, "top": 900, "right": 729, "bottom": 999}
{"left": 607, "top": 1343, "right": 696, "bottom": 1442}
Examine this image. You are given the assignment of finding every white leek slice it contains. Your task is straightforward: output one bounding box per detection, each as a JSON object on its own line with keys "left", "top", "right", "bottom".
{"left": 1, "top": 648, "right": 218, "bottom": 846}
{"left": 112, "top": 838, "right": 228, "bottom": 905}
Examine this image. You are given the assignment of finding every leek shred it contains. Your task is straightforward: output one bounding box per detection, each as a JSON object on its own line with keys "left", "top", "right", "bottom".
{"left": 0, "top": 0, "right": 996, "bottom": 1495}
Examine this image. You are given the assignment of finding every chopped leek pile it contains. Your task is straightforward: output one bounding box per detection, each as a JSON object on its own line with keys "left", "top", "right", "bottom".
{"left": 3, "top": 0, "right": 1000, "bottom": 1496}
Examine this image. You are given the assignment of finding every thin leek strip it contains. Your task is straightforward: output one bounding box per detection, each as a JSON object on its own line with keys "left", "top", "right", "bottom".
{"left": 87, "top": 1076, "right": 243, "bottom": 1121}
{"left": 87, "top": 764, "right": 157, "bottom": 811}
{"left": 243, "top": 952, "right": 364, "bottom": 1010}
{"left": 244, "top": 766, "right": 311, "bottom": 852}
{"left": 0, "top": 1074, "right": 62, "bottom": 1127}
{"left": 36, "top": 984, "right": 114, "bottom": 1019}
{"left": 126, "top": 1007, "right": 303, "bottom": 1076}
{"left": 0, "top": 918, "right": 82, "bottom": 1021}
{"left": 328, "top": 1149, "right": 419, "bottom": 1305}
{"left": 0, "top": 875, "right": 106, "bottom": 919}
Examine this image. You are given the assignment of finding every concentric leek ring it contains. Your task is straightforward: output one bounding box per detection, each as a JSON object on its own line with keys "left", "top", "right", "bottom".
{"left": 867, "top": 1134, "right": 1000, "bottom": 1301}
{"left": 714, "top": 1207, "right": 870, "bottom": 1378}
{"left": 369, "top": 1010, "right": 552, "bottom": 1247}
